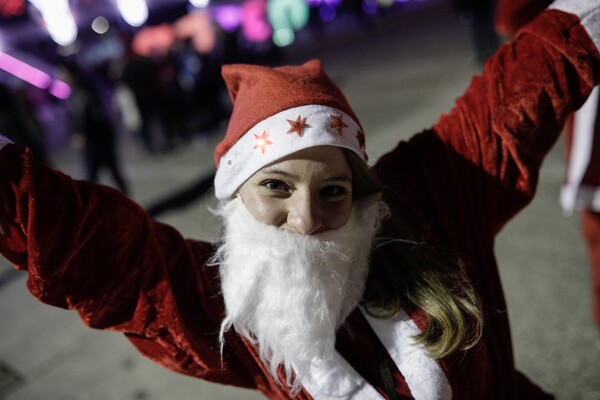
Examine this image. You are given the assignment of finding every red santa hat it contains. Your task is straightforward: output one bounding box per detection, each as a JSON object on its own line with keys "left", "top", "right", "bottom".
{"left": 213, "top": 59, "right": 367, "bottom": 200}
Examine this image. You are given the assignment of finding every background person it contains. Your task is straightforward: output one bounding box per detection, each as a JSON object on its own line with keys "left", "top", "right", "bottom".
{"left": 61, "top": 65, "right": 130, "bottom": 196}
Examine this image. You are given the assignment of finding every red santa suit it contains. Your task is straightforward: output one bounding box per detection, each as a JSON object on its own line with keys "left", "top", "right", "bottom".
{"left": 496, "top": 0, "right": 600, "bottom": 332}
{"left": 0, "top": 3, "right": 599, "bottom": 399}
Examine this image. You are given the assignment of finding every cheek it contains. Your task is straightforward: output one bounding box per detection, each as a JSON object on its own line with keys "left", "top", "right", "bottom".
{"left": 240, "top": 192, "right": 284, "bottom": 226}
{"left": 326, "top": 200, "right": 353, "bottom": 230}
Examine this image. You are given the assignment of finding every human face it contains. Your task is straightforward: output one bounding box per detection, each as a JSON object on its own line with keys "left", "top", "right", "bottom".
{"left": 238, "top": 146, "right": 353, "bottom": 235}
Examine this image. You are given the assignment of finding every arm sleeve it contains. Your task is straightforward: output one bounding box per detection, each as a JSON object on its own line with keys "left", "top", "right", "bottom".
{"left": 0, "top": 143, "right": 257, "bottom": 388}
{"left": 375, "top": 9, "right": 600, "bottom": 243}
{"left": 494, "top": 0, "right": 552, "bottom": 36}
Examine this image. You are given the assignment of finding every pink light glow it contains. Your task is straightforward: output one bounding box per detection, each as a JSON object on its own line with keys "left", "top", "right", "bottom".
{"left": 213, "top": 5, "right": 243, "bottom": 33}
{"left": 0, "top": 0, "right": 25, "bottom": 17}
{"left": 174, "top": 12, "right": 217, "bottom": 54}
{"left": 0, "top": 52, "right": 52, "bottom": 89}
{"left": 0, "top": 52, "right": 70, "bottom": 99}
{"left": 242, "top": 0, "right": 271, "bottom": 43}
{"left": 49, "top": 79, "right": 71, "bottom": 99}
{"left": 132, "top": 24, "right": 176, "bottom": 58}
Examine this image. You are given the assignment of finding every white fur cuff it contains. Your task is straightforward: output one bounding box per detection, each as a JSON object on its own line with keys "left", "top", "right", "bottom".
{"left": 550, "top": 0, "right": 600, "bottom": 51}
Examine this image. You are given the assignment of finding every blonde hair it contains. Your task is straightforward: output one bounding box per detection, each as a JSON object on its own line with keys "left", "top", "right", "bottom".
{"left": 344, "top": 150, "right": 484, "bottom": 359}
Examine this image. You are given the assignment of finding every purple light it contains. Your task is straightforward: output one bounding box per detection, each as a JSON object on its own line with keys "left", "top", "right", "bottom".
{"left": 306, "top": 0, "right": 321, "bottom": 6}
{"left": 49, "top": 79, "right": 71, "bottom": 99}
{"left": 0, "top": 52, "right": 52, "bottom": 89}
{"left": 362, "top": 0, "right": 377, "bottom": 14}
{"left": 0, "top": 51, "right": 70, "bottom": 99}
{"left": 319, "top": 4, "right": 336, "bottom": 21}
{"left": 213, "top": 5, "right": 243, "bottom": 33}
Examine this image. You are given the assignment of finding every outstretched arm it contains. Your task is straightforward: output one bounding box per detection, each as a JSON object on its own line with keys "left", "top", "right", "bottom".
{"left": 0, "top": 139, "right": 257, "bottom": 387}
{"left": 376, "top": 3, "right": 600, "bottom": 243}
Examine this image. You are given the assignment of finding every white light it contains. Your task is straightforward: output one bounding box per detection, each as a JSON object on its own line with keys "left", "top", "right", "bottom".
{"left": 28, "top": 0, "right": 78, "bottom": 46}
{"left": 116, "top": 0, "right": 148, "bottom": 27}
{"left": 189, "top": 0, "right": 210, "bottom": 8}
{"left": 47, "top": 16, "right": 78, "bottom": 46}
{"left": 92, "top": 16, "right": 110, "bottom": 34}
{"left": 273, "top": 28, "right": 294, "bottom": 47}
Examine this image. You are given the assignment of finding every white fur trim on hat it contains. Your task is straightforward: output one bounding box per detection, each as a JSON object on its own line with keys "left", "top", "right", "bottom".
{"left": 214, "top": 104, "right": 366, "bottom": 200}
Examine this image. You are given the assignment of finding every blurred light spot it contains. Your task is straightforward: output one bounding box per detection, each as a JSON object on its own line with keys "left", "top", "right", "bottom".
{"left": 0, "top": 51, "right": 70, "bottom": 97}
{"left": 273, "top": 27, "right": 294, "bottom": 47}
{"left": 48, "top": 79, "right": 71, "bottom": 99}
{"left": 175, "top": 12, "right": 216, "bottom": 54}
{"left": 267, "top": 0, "right": 308, "bottom": 46}
{"left": 213, "top": 5, "right": 243, "bottom": 33}
{"left": 116, "top": 0, "right": 148, "bottom": 27}
{"left": 242, "top": 0, "right": 271, "bottom": 43}
{"left": 362, "top": 0, "right": 377, "bottom": 14}
{"left": 268, "top": 0, "right": 309, "bottom": 31}
{"left": 132, "top": 24, "right": 175, "bottom": 57}
{"left": 92, "top": 16, "right": 110, "bottom": 34}
{"left": 28, "top": 0, "right": 78, "bottom": 46}
{"left": 189, "top": 0, "right": 210, "bottom": 8}
{"left": 319, "top": 4, "right": 336, "bottom": 21}
{"left": 0, "top": 0, "right": 26, "bottom": 17}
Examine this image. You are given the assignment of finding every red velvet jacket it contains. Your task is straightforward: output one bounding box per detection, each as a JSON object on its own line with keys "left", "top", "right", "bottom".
{"left": 1, "top": 9, "right": 599, "bottom": 400}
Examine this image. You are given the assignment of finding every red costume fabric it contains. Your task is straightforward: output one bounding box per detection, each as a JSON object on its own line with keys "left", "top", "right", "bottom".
{"left": 494, "top": 0, "right": 552, "bottom": 36}
{"left": 582, "top": 210, "right": 600, "bottom": 328}
{"left": 495, "top": 0, "right": 600, "bottom": 333}
{"left": 0, "top": 8, "right": 599, "bottom": 400}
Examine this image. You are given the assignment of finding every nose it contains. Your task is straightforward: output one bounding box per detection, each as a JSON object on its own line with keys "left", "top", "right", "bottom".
{"left": 286, "top": 191, "right": 323, "bottom": 235}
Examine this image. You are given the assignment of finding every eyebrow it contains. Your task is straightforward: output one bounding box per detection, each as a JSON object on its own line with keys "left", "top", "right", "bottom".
{"left": 257, "top": 168, "right": 352, "bottom": 183}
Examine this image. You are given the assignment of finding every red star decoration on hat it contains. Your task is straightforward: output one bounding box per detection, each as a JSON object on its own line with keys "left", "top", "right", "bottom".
{"left": 286, "top": 115, "right": 310, "bottom": 137}
{"left": 253, "top": 131, "right": 272, "bottom": 154}
{"left": 329, "top": 114, "right": 348, "bottom": 136}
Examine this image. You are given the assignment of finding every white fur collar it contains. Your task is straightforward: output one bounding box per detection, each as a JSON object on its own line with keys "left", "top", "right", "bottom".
{"left": 363, "top": 308, "right": 452, "bottom": 400}
{"left": 301, "top": 308, "right": 451, "bottom": 400}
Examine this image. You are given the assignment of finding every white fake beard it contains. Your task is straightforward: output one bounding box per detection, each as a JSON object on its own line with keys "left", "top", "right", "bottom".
{"left": 213, "top": 195, "right": 385, "bottom": 393}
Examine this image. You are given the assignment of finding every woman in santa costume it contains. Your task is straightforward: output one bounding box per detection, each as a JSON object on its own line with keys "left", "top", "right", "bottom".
{"left": 0, "top": 1, "right": 599, "bottom": 398}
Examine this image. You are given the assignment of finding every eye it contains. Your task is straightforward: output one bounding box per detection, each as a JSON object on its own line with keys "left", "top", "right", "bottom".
{"left": 261, "top": 179, "right": 289, "bottom": 192}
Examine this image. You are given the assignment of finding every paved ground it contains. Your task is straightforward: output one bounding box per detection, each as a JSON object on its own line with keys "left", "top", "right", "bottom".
{"left": 1, "top": 1, "right": 600, "bottom": 399}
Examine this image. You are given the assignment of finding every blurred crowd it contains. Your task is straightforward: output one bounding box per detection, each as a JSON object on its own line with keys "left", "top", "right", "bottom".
{"left": 0, "top": 0, "right": 403, "bottom": 185}
{"left": 0, "top": 0, "right": 488, "bottom": 198}
{"left": 0, "top": 6, "right": 289, "bottom": 196}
